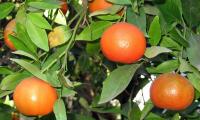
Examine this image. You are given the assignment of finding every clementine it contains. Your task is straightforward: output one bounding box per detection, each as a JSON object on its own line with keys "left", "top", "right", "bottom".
{"left": 89, "top": 0, "right": 112, "bottom": 13}
{"left": 13, "top": 77, "right": 57, "bottom": 116}
{"left": 3, "top": 19, "right": 16, "bottom": 50}
{"left": 100, "top": 22, "right": 146, "bottom": 64}
{"left": 89, "top": 0, "right": 123, "bottom": 15}
{"left": 150, "top": 73, "right": 194, "bottom": 110}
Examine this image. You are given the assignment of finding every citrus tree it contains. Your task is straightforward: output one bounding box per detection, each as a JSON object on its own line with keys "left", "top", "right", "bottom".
{"left": 0, "top": 0, "right": 200, "bottom": 120}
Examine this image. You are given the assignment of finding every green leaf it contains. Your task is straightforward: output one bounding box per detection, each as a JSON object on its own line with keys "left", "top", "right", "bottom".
{"left": 140, "top": 100, "right": 154, "bottom": 120}
{"left": 86, "top": 42, "right": 100, "bottom": 56}
{"left": 0, "top": 103, "right": 14, "bottom": 120}
{"left": 16, "top": 22, "right": 37, "bottom": 54}
{"left": 12, "top": 50, "right": 38, "bottom": 61}
{"left": 26, "top": 19, "right": 49, "bottom": 51}
{"left": 0, "top": 67, "right": 13, "bottom": 75}
{"left": 172, "top": 113, "right": 180, "bottom": 120}
{"left": 179, "top": 58, "right": 200, "bottom": 80}
{"left": 144, "top": 4, "right": 159, "bottom": 15}
{"left": 62, "top": 87, "right": 77, "bottom": 97}
{"left": 179, "top": 58, "right": 200, "bottom": 85}
{"left": 107, "top": 0, "right": 131, "bottom": 5}
{"left": 11, "top": 58, "right": 47, "bottom": 81}
{"left": 182, "top": 0, "right": 200, "bottom": 27}
{"left": 79, "top": 97, "right": 89, "bottom": 110}
{"left": 53, "top": 99, "right": 67, "bottom": 120}
{"left": 76, "top": 21, "right": 112, "bottom": 41}
{"left": 27, "top": 13, "right": 52, "bottom": 30}
{"left": 146, "top": 60, "right": 179, "bottom": 73}
{"left": 8, "top": 35, "right": 30, "bottom": 52}
{"left": 188, "top": 73, "right": 200, "bottom": 93}
{"left": 90, "top": 106, "right": 121, "bottom": 114}
{"left": 128, "top": 103, "right": 141, "bottom": 120}
{"left": 148, "top": 16, "right": 161, "bottom": 46}
{"left": 157, "top": 0, "right": 183, "bottom": 24}
{"left": 97, "top": 14, "right": 121, "bottom": 21}
{"left": 160, "top": 36, "right": 181, "bottom": 51}
{"left": 0, "top": 91, "right": 13, "bottom": 98}
{"left": 0, "top": 73, "right": 31, "bottom": 90}
{"left": 169, "top": 28, "right": 188, "bottom": 47}
{"left": 0, "top": 2, "right": 15, "bottom": 20}
{"left": 145, "top": 113, "right": 164, "bottom": 120}
{"left": 16, "top": 5, "right": 27, "bottom": 25}
{"left": 127, "top": 7, "right": 147, "bottom": 36}
{"left": 186, "top": 34, "right": 200, "bottom": 70}
{"left": 42, "top": 44, "right": 67, "bottom": 72}
{"left": 99, "top": 64, "right": 141, "bottom": 104}
{"left": 179, "top": 58, "right": 194, "bottom": 73}
{"left": 144, "top": 46, "right": 172, "bottom": 58}
{"left": 46, "top": 71, "right": 61, "bottom": 87}
{"left": 89, "top": 5, "right": 123, "bottom": 16}
{"left": 28, "top": 1, "right": 60, "bottom": 10}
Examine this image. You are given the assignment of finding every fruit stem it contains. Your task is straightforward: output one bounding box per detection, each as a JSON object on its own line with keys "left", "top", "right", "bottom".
{"left": 61, "top": 7, "right": 87, "bottom": 70}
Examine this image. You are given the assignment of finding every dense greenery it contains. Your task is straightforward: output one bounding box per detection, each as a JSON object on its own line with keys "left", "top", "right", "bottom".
{"left": 0, "top": 0, "right": 200, "bottom": 120}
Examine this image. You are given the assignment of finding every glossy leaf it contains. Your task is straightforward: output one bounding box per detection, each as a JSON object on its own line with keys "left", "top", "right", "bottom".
{"left": 107, "top": 0, "right": 131, "bottom": 5}
{"left": 27, "top": 13, "right": 52, "bottom": 30}
{"left": 89, "top": 5, "right": 123, "bottom": 16}
{"left": 42, "top": 44, "right": 67, "bottom": 72}
{"left": 145, "top": 112, "right": 164, "bottom": 120}
{"left": 12, "top": 50, "right": 38, "bottom": 61}
{"left": 26, "top": 19, "right": 49, "bottom": 51}
{"left": 54, "top": 99, "right": 67, "bottom": 120}
{"left": 8, "top": 35, "right": 30, "bottom": 52}
{"left": 146, "top": 60, "right": 179, "bottom": 73}
{"left": 157, "top": 0, "right": 183, "bottom": 24}
{"left": 160, "top": 36, "right": 181, "bottom": 51}
{"left": 0, "top": 73, "right": 30, "bottom": 90}
{"left": 0, "top": 2, "right": 15, "bottom": 20}
{"left": 148, "top": 16, "right": 161, "bottom": 46}
{"left": 99, "top": 64, "right": 140, "bottom": 104}
{"left": 169, "top": 28, "right": 188, "bottom": 47}
{"left": 128, "top": 103, "right": 141, "bottom": 120}
{"left": 188, "top": 73, "right": 200, "bottom": 93}
{"left": 0, "top": 67, "right": 13, "bottom": 75}
{"left": 127, "top": 7, "right": 147, "bottom": 36}
{"left": 172, "top": 113, "right": 180, "bottom": 120}
{"left": 76, "top": 21, "right": 112, "bottom": 41}
{"left": 186, "top": 34, "right": 200, "bottom": 70}
{"left": 140, "top": 100, "right": 154, "bottom": 120}
{"left": 145, "top": 46, "right": 172, "bottom": 58}
{"left": 182, "top": 0, "right": 200, "bottom": 27}
{"left": 11, "top": 58, "right": 47, "bottom": 81}
{"left": 28, "top": 1, "right": 60, "bottom": 10}
{"left": 16, "top": 22, "right": 37, "bottom": 54}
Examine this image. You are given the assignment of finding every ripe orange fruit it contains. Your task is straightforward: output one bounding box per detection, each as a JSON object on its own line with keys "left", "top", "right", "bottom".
{"left": 3, "top": 19, "right": 16, "bottom": 50}
{"left": 150, "top": 73, "right": 194, "bottom": 110}
{"left": 13, "top": 77, "right": 58, "bottom": 116}
{"left": 89, "top": 0, "right": 123, "bottom": 15}
{"left": 89, "top": 0, "right": 113, "bottom": 13}
{"left": 60, "top": 0, "right": 68, "bottom": 14}
{"left": 100, "top": 22, "right": 146, "bottom": 64}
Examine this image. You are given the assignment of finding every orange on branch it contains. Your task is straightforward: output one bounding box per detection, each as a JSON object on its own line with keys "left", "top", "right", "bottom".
{"left": 100, "top": 22, "right": 146, "bottom": 64}
{"left": 150, "top": 73, "right": 194, "bottom": 110}
{"left": 13, "top": 77, "right": 58, "bottom": 116}
{"left": 4, "top": 19, "right": 16, "bottom": 50}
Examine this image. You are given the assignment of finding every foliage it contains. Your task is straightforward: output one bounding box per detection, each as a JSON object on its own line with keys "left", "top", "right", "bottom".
{"left": 0, "top": 0, "right": 200, "bottom": 119}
